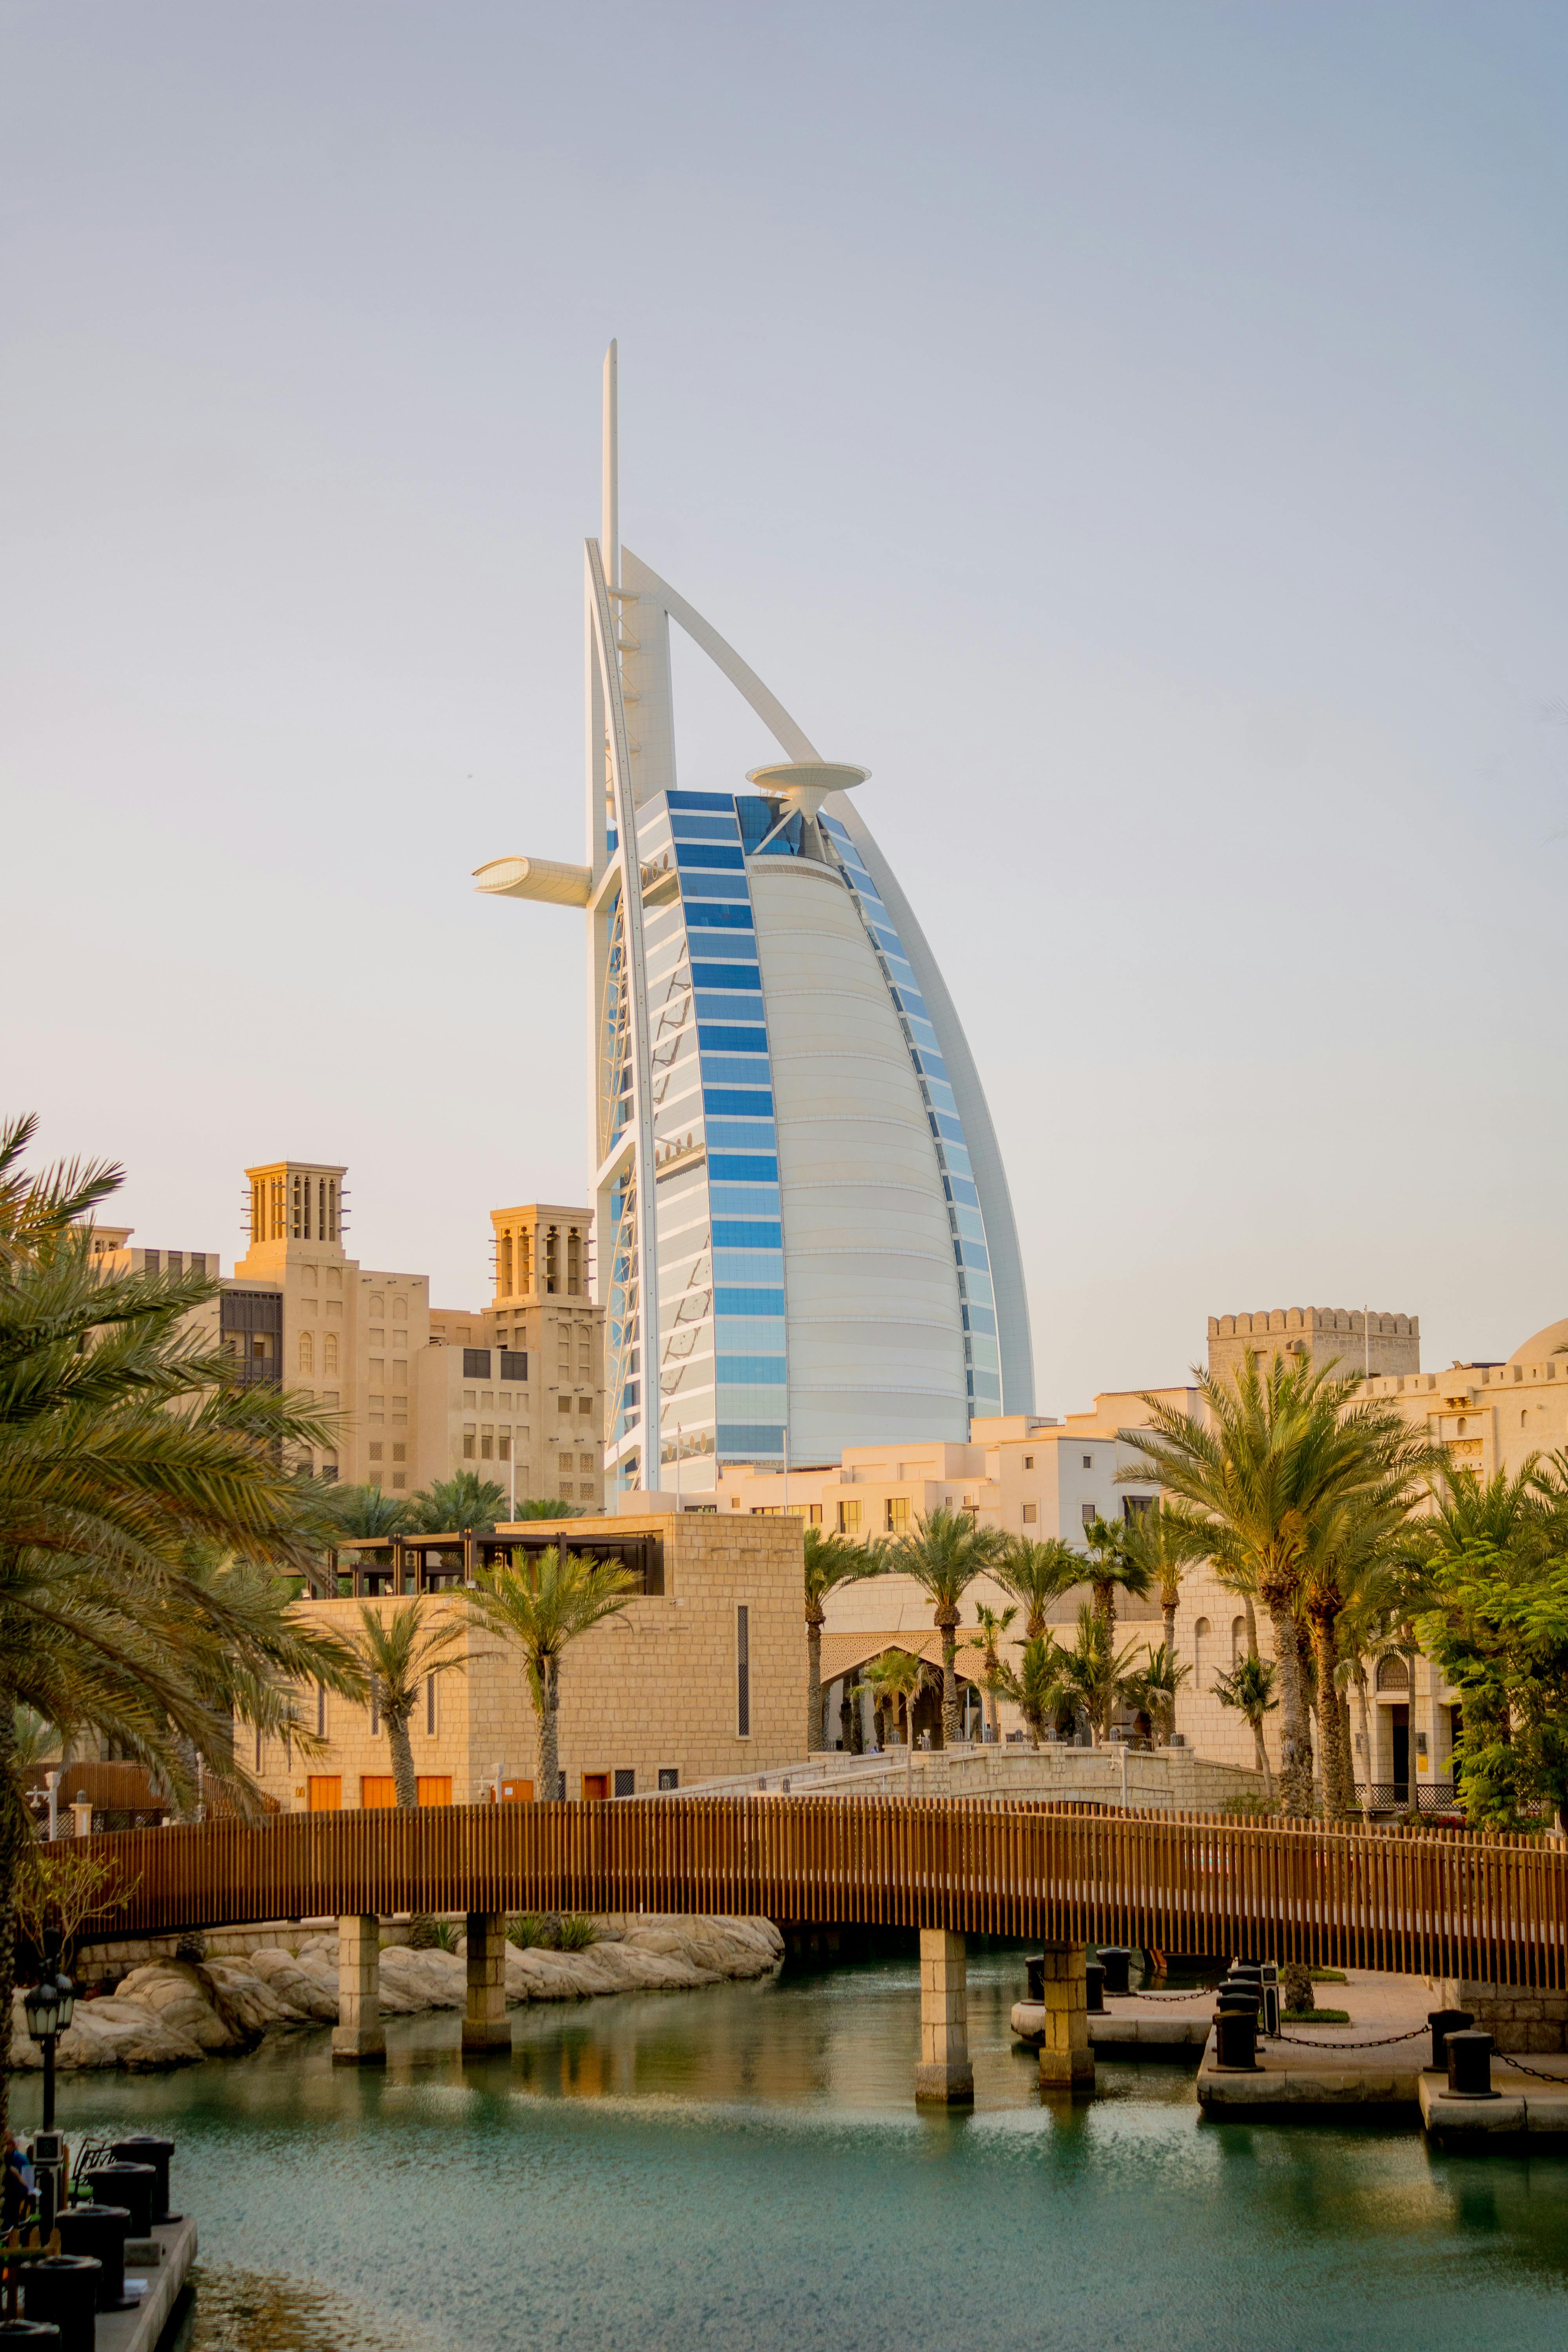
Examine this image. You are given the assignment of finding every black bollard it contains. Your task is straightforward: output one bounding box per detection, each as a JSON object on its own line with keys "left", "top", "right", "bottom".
{"left": 0, "top": 2325, "right": 65, "bottom": 2348}
{"left": 79, "top": 2164, "right": 155, "bottom": 2239}
{"left": 55, "top": 2205, "right": 134, "bottom": 2310}
{"left": 1446, "top": 2029, "right": 1500, "bottom": 2100}
{"left": 1085, "top": 1960, "right": 1106, "bottom": 2014}
{"left": 109, "top": 2136, "right": 176, "bottom": 2224}
{"left": 1217, "top": 1985, "right": 1261, "bottom": 2018}
{"left": 1428, "top": 2009, "right": 1474, "bottom": 2071}
{"left": 1097, "top": 1947, "right": 1133, "bottom": 1998}
{"left": 1212, "top": 2006, "right": 1259, "bottom": 2070}
{"left": 23, "top": 2255, "right": 101, "bottom": 2352}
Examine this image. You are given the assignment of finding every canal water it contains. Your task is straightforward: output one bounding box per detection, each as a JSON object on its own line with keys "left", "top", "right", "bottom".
{"left": 13, "top": 1952, "right": 1568, "bottom": 2352}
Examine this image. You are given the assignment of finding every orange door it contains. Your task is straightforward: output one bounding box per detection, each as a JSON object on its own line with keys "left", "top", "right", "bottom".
{"left": 500, "top": 1779, "right": 534, "bottom": 1803}
{"left": 581, "top": 1773, "right": 610, "bottom": 1801}
{"left": 307, "top": 1777, "right": 342, "bottom": 1812}
{"left": 415, "top": 1776, "right": 453, "bottom": 1807}
{"left": 360, "top": 1776, "right": 396, "bottom": 1809}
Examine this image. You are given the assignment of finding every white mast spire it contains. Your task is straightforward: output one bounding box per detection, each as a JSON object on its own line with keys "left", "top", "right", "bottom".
{"left": 602, "top": 338, "right": 619, "bottom": 590}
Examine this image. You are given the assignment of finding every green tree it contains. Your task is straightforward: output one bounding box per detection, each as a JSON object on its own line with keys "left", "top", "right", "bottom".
{"left": 462, "top": 1546, "right": 637, "bottom": 1800}
{"left": 408, "top": 1472, "right": 512, "bottom": 1534}
{"left": 342, "top": 1600, "right": 469, "bottom": 1943}
{"left": 1117, "top": 1502, "right": 1210, "bottom": 1653}
{"left": 888, "top": 1507, "right": 1005, "bottom": 1746}
{"left": 1132, "top": 1641, "right": 1191, "bottom": 1746}
{"left": 803, "top": 1526, "right": 885, "bottom": 1752}
{"left": 995, "top": 1536, "right": 1082, "bottom": 1639}
{"left": 972, "top": 1602, "right": 1018, "bottom": 1742}
{"left": 1212, "top": 1652, "right": 1278, "bottom": 1801}
{"left": 324, "top": 1484, "right": 414, "bottom": 1540}
{"left": 1053, "top": 1604, "right": 1145, "bottom": 1743}
{"left": 511, "top": 1497, "right": 582, "bottom": 1520}
{"left": 1121, "top": 1351, "right": 1430, "bottom": 1817}
{"left": 858, "top": 1649, "right": 931, "bottom": 1749}
{"left": 995, "top": 1632, "right": 1066, "bottom": 1749}
{"left": 1080, "top": 1516, "right": 1152, "bottom": 1632}
{"left": 0, "top": 1114, "right": 365, "bottom": 2128}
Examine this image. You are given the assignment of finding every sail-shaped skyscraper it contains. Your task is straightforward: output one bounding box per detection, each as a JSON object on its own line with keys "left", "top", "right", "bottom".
{"left": 476, "top": 346, "right": 1033, "bottom": 1494}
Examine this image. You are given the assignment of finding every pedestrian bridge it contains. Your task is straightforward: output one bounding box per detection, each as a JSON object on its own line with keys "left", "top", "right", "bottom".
{"left": 82, "top": 1795, "right": 1566, "bottom": 1990}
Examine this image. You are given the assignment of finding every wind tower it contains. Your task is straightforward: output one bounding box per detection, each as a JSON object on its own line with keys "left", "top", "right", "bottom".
{"left": 474, "top": 345, "right": 1033, "bottom": 1494}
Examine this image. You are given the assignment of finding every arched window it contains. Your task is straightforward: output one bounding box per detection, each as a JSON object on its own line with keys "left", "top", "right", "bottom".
{"left": 370, "top": 1292, "right": 385, "bottom": 1318}
{"left": 1457, "top": 1417, "right": 1466, "bottom": 1434}
{"left": 1194, "top": 1617, "right": 1211, "bottom": 1687}
{"left": 394, "top": 1296, "right": 407, "bottom": 1322}
{"left": 1376, "top": 1652, "right": 1410, "bottom": 1692}
{"left": 324, "top": 1333, "right": 338, "bottom": 1375}
{"left": 1231, "top": 1616, "right": 1247, "bottom": 1666}
{"left": 298, "top": 1332, "right": 314, "bottom": 1374}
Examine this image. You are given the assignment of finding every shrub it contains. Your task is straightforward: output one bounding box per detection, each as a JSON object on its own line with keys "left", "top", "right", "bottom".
{"left": 508, "top": 1911, "right": 554, "bottom": 1950}
{"left": 557, "top": 1912, "right": 597, "bottom": 1951}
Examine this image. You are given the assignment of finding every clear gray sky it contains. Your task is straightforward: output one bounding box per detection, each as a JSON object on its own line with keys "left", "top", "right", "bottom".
{"left": 4, "top": 3, "right": 1566, "bottom": 1408}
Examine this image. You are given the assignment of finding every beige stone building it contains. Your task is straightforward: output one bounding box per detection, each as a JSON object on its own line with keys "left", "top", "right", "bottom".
{"left": 227, "top": 1161, "right": 605, "bottom": 1508}
{"left": 85, "top": 1225, "right": 222, "bottom": 1355}
{"left": 251, "top": 1505, "right": 807, "bottom": 1808}
{"left": 1207, "top": 1305, "right": 1419, "bottom": 1388}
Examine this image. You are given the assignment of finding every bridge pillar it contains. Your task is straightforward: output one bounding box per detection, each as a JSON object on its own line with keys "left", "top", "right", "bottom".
{"left": 331, "top": 1914, "right": 386, "bottom": 2065}
{"left": 914, "top": 1927, "right": 974, "bottom": 2105}
{"left": 462, "top": 1913, "right": 511, "bottom": 2053}
{"left": 1036, "top": 1943, "right": 1094, "bottom": 2095}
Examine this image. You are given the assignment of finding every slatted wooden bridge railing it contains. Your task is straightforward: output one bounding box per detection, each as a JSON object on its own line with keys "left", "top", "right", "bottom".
{"left": 78, "top": 1795, "right": 1568, "bottom": 1986}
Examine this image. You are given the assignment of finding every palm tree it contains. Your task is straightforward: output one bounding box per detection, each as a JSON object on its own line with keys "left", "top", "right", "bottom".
{"left": 1120, "top": 1351, "right": 1427, "bottom": 1818}
{"left": 1118, "top": 1503, "right": 1210, "bottom": 1653}
{"left": 325, "top": 1484, "right": 415, "bottom": 1540}
{"left": 888, "top": 1507, "right": 1005, "bottom": 1746}
{"left": 342, "top": 1600, "right": 469, "bottom": 1943}
{"left": 512, "top": 1497, "right": 582, "bottom": 1520}
{"left": 858, "top": 1649, "right": 931, "bottom": 1749}
{"left": 995, "top": 1536, "right": 1082, "bottom": 1639}
{"left": 1133, "top": 1642, "right": 1191, "bottom": 1746}
{"left": 995, "top": 1633, "right": 1066, "bottom": 1749}
{"left": 1054, "top": 1605, "right": 1146, "bottom": 1743}
{"left": 0, "top": 1115, "right": 365, "bottom": 2127}
{"left": 972, "top": 1602, "right": 1018, "bottom": 1742}
{"left": 462, "top": 1546, "right": 637, "bottom": 1799}
{"left": 803, "top": 1527, "right": 885, "bottom": 1751}
{"left": 408, "top": 1472, "right": 511, "bottom": 1534}
{"left": 1212, "top": 1652, "right": 1278, "bottom": 1800}
{"left": 1080, "top": 1517, "right": 1153, "bottom": 1632}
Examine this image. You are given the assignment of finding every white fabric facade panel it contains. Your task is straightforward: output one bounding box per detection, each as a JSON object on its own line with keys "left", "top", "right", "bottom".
{"left": 748, "top": 864, "right": 969, "bottom": 1458}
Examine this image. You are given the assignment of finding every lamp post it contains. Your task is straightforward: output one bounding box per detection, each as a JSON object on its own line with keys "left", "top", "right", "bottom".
{"left": 23, "top": 1959, "right": 76, "bottom": 2231}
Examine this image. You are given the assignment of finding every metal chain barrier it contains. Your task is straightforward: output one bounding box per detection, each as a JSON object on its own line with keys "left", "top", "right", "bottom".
{"left": 1492, "top": 2051, "right": 1568, "bottom": 2084}
{"left": 1124, "top": 1987, "right": 1216, "bottom": 2002}
{"left": 1270, "top": 2023, "right": 1429, "bottom": 2050}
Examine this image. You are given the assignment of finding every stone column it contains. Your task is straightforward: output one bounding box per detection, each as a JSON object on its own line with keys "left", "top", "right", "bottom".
{"left": 462, "top": 1913, "right": 510, "bottom": 2053}
{"left": 331, "top": 1913, "right": 386, "bottom": 2065}
{"left": 915, "top": 1927, "right": 974, "bottom": 2104}
{"left": 1037, "top": 1942, "right": 1094, "bottom": 2094}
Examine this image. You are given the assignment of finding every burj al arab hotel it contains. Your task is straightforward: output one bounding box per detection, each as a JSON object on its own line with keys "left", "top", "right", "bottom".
{"left": 476, "top": 347, "right": 1033, "bottom": 1495}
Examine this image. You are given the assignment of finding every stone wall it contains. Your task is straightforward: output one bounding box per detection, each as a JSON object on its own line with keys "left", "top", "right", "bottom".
{"left": 1439, "top": 1978, "right": 1568, "bottom": 2054}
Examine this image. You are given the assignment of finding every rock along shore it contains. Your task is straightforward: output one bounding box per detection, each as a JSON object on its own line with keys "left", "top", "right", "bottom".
{"left": 7, "top": 1914, "right": 784, "bottom": 2073}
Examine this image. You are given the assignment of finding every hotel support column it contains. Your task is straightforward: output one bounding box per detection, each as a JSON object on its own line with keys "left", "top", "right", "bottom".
{"left": 915, "top": 1927, "right": 973, "bottom": 2105}
{"left": 332, "top": 1915, "right": 385, "bottom": 2065}
{"left": 463, "top": 1913, "right": 510, "bottom": 2052}
{"left": 1037, "top": 1943, "right": 1094, "bottom": 2094}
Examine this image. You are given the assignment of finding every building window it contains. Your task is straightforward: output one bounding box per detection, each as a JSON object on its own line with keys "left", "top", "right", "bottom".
{"left": 481, "top": 1435, "right": 494, "bottom": 1459}
{"left": 886, "top": 1497, "right": 910, "bottom": 1533}
{"left": 657, "top": 1768, "right": 679, "bottom": 1792}
{"left": 736, "top": 1604, "right": 751, "bottom": 1737}
{"left": 370, "top": 1684, "right": 380, "bottom": 1737}
{"left": 1081, "top": 1503, "right": 1096, "bottom": 1530}
{"left": 838, "top": 1499, "right": 863, "bottom": 1535}
{"left": 1022, "top": 1503, "right": 1037, "bottom": 1525}
{"left": 1232, "top": 1616, "right": 1247, "bottom": 1666}
{"left": 1023, "top": 1454, "right": 1034, "bottom": 1470}
{"left": 392, "top": 1474, "right": 406, "bottom": 1489}
{"left": 463, "top": 1435, "right": 475, "bottom": 1459}
{"left": 463, "top": 1348, "right": 492, "bottom": 1378}
{"left": 368, "top": 1443, "right": 383, "bottom": 1462}
{"left": 500, "top": 1350, "right": 528, "bottom": 1381}
{"left": 392, "top": 1443, "right": 406, "bottom": 1464}
{"left": 579, "top": 1452, "right": 594, "bottom": 1471}
{"left": 559, "top": 1454, "right": 573, "bottom": 1473}
{"left": 1082, "top": 1455, "right": 1093, "bottom": 1470}
{"left": 316, "top": 1682, "right": 326, "bottom": 1737}
{"left": 613, "top": 1768, "right": 635, "bottom": 1798}
{"left": 1194, "top": 1617, "right": 1210, "bottom": 1689}
{"left": 426, "top": 1675, "right": 436, "bottom": 1736}
{"left": 578, "top": 1397, "right": 593, "bottom": 1416}
{"left": 324, "top": 1333, "right": 338, "bottom": 1374}
{"left": 298, "top": 1333, "right": 314, "bottom": 1374}
{"left": 190, "top": 1253, "right": 207, "bottom": 1278}
{"left": 499, "top": 1434, "right": 512, "bottom": 1461}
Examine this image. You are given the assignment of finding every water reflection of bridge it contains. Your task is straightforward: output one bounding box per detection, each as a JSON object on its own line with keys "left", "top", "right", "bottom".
{"left": 82, "top": 1795, "right": 1566, "bottom": 2103}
